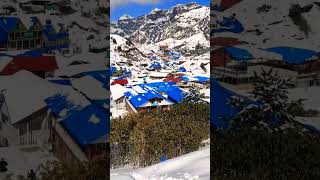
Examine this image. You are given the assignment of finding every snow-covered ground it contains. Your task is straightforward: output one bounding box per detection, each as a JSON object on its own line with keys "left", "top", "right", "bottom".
{"left": 0, "top": 0, "right": 109, "bottom": 178}
{"left": 111, "top": 146, "right": 210, "bottom": 180}
{"left": 0, "top": 147, "right": 57, "bottom": 178}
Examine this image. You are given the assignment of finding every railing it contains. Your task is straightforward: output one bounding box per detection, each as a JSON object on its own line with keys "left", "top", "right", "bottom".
{"left": 19, "top": 131, "right": 41, "bottom": 146}
{"left": 212, "top": 67, "right": 249, "bottom": 77}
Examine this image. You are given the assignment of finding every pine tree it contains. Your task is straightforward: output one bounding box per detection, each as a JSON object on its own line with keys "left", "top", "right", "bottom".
{"left": 228, "top": 68, "right": 304, "bottom": 132}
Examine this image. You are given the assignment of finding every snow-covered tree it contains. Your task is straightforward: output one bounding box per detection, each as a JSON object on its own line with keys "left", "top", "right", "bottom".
{"left": 228, "top": 68, "right": 304, "bottom": 132}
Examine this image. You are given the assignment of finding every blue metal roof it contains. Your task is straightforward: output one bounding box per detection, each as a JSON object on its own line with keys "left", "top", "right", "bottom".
{"left": 0, "top": 17, "right": 19, "bottom": 42}
{"left": 264, "top": 47, "right": 318, "bottom": 64}
{"left": 0, "top": 26, "right": 8, "bottom": 43}
{"left": 43, "top": 20, "right": 68, "bottom": 41}
{"left": 39, "top": 44, "right": 69, "bottom": 52}
{"left": 224, "top": 46, "right": 253, "bottom": 61}
{"left": 138, "top": 84, "right": 164, "bottom": 100}
{"left": 60, "top": 104, "right": 109, "bottom": 147}
{"left": 0, "top": 17, "right": 19, "bottom": 32}
{"left": 49, "top": 79, "right": 72, "bottom": 86}
{"left": 180, "top": 76, "right": 190, "bottom": 81}
{"left": 45, "top": 94, "right": 81, "bottom": 118}
{"left": 149, "top": 62, "right": 161, "bottom": 69}
{"left": 91, "top": 99, "right": 109, "bottom": 108}
{"left": 81, "top": 70, "right": 108, "bottom": 89}
{"left": 211, "top": 16, "right": 244, "bottom": 35}
{"left": 179, "top": 66, "right": 187, "bottom": 72}
{"left": 166, "top": 86, "right": 186, "bottom": 103}
{"left": 194, "top": 76, "right": 210, "bottom": 83}
{"left": 44, "top": 28, "right": 68, "bottom": 41}
{"left": 124, "top": 91, "right": 148, "bottom": 108}
{"left": 110, "top": 66, "right": 117, "bottom": 75}
{"left": 142, "top": 82, "right": 175, "bottom": 88}
{"left": 18, "top": 50, "right": 43, "bottom": 57}
{"left": 211, "top": 78, "right": 243, "bottom": 128}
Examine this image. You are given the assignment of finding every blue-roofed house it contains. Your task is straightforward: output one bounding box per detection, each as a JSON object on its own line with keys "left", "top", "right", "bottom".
{"left": 0, "top": 16, "right": 44, "bottom": 50}
{"left": 42, "top": 19, "right": 69, "bottom": 50}
{"left": 0, "top": 17, "right": 27, "bottom": 49}
{"left": 45, "top": 94, "right": 108, "bottom": 164}
{"left": 60, "top": 104, "right": 109, "bottom": 160}
{"left": 123, "top": 84, "right": 175, "bottom": 113}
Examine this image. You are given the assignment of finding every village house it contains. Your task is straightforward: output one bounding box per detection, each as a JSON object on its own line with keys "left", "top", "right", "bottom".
{"left": 50, "top": 107, "right": 108, "bottom": 165}
{"left": 110, "top": 84, "right": 127, "bottom": 109}
{"left": 0, "top": 16, "right": 69, "bottom": 51}
{"left": 0, "top": 72, "right": 54, "bottom": 148}
{"left": 149, "top": 71, "right": 168, "bottom": 80}
{"left": 42, "top": 19, "right": 69, "bottom": 49}
{"left": 0, "top": 17, "right": 29, "bottom": 50}
{"left": 46, "top": 94, "right": 109, "bottom": 165}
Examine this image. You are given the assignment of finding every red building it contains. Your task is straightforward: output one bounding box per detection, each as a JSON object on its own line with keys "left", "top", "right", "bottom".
{"left": 0, "top": 56, "right": 58, "bottom": 78}
{"left": 163, "top": 76, "right": 182, "bottom": 83}
{"left": 111, "top": 78, "right": 128, "bottom": 86}
{"left": 211, "top": 37, "right": 244, "bottom": 47}
{"left": 219, "top": 0, "right": 243, "bottom": 11}
{"left": 211, "top": 47, "right": 232, "bottom": 67}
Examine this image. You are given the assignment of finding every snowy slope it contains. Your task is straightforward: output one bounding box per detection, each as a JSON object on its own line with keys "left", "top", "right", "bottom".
{"left": 110, "top": 34, "right": 148, "bottom": 63}
{"left": 111, "top": 146, "right": 210, "bottom": 180}
{"left": 212, "top": 0, "right": 320, "bottom": 50}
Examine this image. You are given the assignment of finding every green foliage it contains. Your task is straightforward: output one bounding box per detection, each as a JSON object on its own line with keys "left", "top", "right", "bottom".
{"left": 184, "top": 86, "right": 207, "bottom": 104}
{"left": 37, "top": 160, "right": 109, "bottom": 180}
{"left": 112, "top": 68, "right": 124, "bottom": 77}
{"left": 110, "top": 102, "right": 209, "bottom": 168}
{"left": 211, "top": 128, "right": 320, "bottom": 179}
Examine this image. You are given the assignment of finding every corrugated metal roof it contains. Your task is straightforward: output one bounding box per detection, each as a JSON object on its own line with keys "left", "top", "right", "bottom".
{"left": 60, "top": 104, "right": 109, "bottom": 147}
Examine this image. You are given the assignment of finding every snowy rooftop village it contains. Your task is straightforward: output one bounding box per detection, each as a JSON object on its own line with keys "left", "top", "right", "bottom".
{"left": 0, "top": 0, "right": 109, "bottom": 178}
{"left": 211, "top": 0, "right": 320, "bottom": 130}
{"left": 110, "top": 1, "right": 210, "bottom": 118}
{"left": 110, "top": 35, "right": 210, "bottom": 118}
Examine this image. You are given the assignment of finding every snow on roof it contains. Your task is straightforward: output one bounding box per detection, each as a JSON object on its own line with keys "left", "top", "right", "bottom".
{"left": 149, "top": 72, "right": 168, "bottom": 78}
{"left": 132, "top": 85, "right": 147, "bottom": 94}
{"left": 0, "top": 71, "right": 57, "bottom": 124}
{"left": 60, "top": 104, "right": 109, "bottom": 147}
{"left": 0, "top": 56, "right": 12, "bottom": 70}
{"left": 55, "top": 64, "right": 107, "bottom": 77}
{"left": 264, "top": 47, "right": 319, "bottom": 64}
{"left": 110, "top": 84, "right": 128, "bottom": 101}
{"left": 124, "top": 91, "right": 148, "bottom": 108}
{"left": 72, "top": 76, "right": 108, "bottom": 100}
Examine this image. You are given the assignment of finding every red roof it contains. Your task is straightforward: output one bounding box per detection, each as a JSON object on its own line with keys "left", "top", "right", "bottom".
{"left": 175, "top": 73, "right": 185, "bottom": 77}
{"left": 111, "top": 79, "right": 128, "bottom": 85}
{"left": 211, "top": 48, "right": 232, "bottom": 67}
{"left": 211, "top": 37, "right": 244, "bottom": 47}
{"left": 0, "top": 56, "right": 58, "bottom": 75}
{"left": 220, "top": 0, "right": 243, "bottom": 11}
{"left": 163, "top": 77, "right": 182, "bottom": 83}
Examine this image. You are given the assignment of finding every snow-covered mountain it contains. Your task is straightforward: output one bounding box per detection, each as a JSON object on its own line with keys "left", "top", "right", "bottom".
{"left": 111, "top": 2, "right": 209, "bottom": 57}
{"left": 212, "top": 0, "right": 320, "bottom": 50}
{"left": 110, "top": 34, "right": 148, "bottom": 63}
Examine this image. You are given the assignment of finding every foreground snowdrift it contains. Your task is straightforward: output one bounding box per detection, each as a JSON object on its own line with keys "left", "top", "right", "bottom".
{"left": 111, "top": 146, "right": 210, "bottom": 180}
